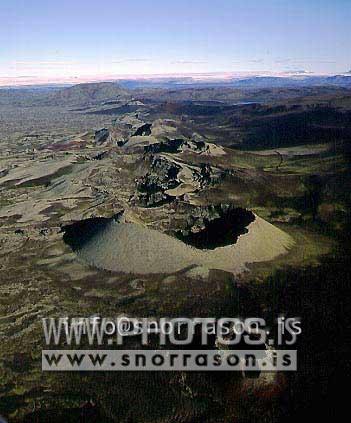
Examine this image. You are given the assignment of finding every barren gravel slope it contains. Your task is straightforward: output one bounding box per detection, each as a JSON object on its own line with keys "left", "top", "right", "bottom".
{"left": 77, "top": 215, "right": 294, "bottom": 275}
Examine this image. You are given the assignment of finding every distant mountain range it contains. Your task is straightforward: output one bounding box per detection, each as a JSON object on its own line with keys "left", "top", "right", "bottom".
{"left": 226, "top": 75, "right": 351, "bottom": 89}
{"left": 2, "top": 72, "right": 351, "bottom": 91}
{"left": 0, "top": 75, "right": 350, "bottom": 107}
{"left": 116, "top": 74, "right": 351, "bottom": 89}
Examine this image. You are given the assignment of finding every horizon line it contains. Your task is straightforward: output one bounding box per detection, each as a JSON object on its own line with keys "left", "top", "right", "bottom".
{"left": 0, "top": 70, "right": 349, "bottom": 88}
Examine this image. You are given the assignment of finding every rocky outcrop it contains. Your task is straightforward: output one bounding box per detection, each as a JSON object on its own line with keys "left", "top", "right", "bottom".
{"left": 94, "top": 128, "right": 109, "bottom": 144}
{"left": 134, "top": 157, "right": 181, "bottom": 207}
{"left": 151, "top": 156, "right": 180, "bottom": 179}
{"left": 194, "top": 163, "right": 225, "bottom": 188}
{"left": 133, "top": 123, "right": 152, "bottom": 136}
{"left": 144, "top": 138, "right": 184, "bottom": 154}
{"left": 144, "top": 137, "right": 207, "bottom": 154}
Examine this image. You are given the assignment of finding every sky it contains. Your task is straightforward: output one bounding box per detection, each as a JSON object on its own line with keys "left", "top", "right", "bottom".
{"left": 0, "top": 0, "right": 350, "bottom": 85}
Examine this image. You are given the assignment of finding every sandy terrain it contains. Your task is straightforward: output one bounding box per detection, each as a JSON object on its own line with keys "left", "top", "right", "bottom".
{"left": 0, "top": 157, "right": 76, "bottom": 186}
{"left": 77, "top": 215, "right": 294, "bottom": 276}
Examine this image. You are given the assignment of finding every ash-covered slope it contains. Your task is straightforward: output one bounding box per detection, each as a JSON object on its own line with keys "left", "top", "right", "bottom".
{"left": 67, "top": 216, "right": 294, "bottom": 276}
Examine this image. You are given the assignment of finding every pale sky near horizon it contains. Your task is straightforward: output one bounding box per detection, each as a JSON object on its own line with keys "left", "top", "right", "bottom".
{"left": 1, "top": 0, "right": 350, "bottom": 84}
